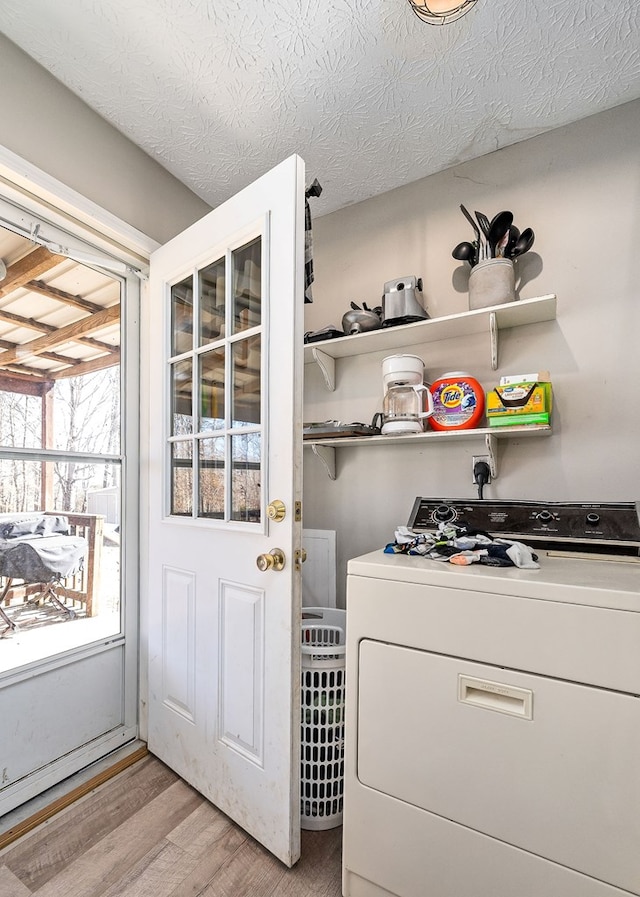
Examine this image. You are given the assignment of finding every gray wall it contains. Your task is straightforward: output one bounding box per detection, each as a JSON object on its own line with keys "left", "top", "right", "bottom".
{"left": 0, "top": 34, "right": 209, "bottom": 242}
{"left": 303, "top": 100, "right": 640, "bottom": 605}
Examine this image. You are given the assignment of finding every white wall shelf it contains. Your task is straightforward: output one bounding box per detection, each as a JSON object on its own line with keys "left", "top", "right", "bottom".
{"left": 304, "top": 426, "right": 552, "bottom": 480}
{"left": 304, "top": 294, "right": 557, "bottom": 390}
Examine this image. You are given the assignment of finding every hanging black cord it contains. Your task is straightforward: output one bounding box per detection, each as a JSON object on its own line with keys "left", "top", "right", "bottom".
{"left": 473, "top": 461, "right": 491, "bottom": 500}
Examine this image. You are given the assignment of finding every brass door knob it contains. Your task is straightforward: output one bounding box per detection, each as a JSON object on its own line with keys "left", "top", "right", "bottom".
{"left": 256, "top": 548, "right": 286, "bottom": 572}
{"left": 267, "top": 500, "right": 286, "bottom": 522}
{"left": 294, "top": 548, "right": 307, "bottom": 570}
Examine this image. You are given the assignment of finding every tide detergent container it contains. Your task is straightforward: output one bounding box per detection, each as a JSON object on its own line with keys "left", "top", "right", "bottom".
{"left": 429, "top": 371, "right": 484, "bottom": 431}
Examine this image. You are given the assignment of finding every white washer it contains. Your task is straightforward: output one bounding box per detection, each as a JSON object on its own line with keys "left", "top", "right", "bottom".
{"left": 342, "top": 501, "right": 640, "bottom": 897}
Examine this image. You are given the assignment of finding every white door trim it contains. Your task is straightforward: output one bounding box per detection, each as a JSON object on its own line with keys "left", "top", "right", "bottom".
{"left": 0, "top": 143, "right": 158, "bottom": 262}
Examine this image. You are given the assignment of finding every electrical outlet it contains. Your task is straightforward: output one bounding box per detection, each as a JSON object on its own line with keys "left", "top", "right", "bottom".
{"left": 472, "top": 455, "right": 491, "bottom": 484}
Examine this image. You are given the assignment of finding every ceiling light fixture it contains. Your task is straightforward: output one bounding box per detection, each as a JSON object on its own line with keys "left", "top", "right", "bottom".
{"left": 407, "top": 0, "right": 478, "bottom": 25}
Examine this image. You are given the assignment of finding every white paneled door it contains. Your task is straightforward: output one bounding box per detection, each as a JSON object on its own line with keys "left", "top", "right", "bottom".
{"left": 147, "top": 156, "right": 305, "bottom": 866}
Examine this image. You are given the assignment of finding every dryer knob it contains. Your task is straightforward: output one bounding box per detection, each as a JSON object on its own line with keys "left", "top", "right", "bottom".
{"left": 586, "top": 513, "right": 600, "bottom": 526}
{"left": 433, "top": 504, "right": 456, "bottom": 523}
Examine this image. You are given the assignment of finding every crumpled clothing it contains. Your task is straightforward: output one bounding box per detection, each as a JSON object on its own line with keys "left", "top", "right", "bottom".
{"left": 385, "top": 522, "right": 539, "bottom": 569}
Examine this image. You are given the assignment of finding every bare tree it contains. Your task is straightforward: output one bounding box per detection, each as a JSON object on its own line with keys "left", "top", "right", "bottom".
{"left": 53, "top": 368, "right": 120, "bottom": 512}
{"left": 0, "top": 391, "right": 42, "bottom": 513}
{"left": 0, "top": 368, "right": 120, "bottom": 515}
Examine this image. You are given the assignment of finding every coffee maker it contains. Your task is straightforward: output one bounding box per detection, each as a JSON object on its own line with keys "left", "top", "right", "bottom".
{"left": 381, "top": 354, "right": 433, "bottom": 435}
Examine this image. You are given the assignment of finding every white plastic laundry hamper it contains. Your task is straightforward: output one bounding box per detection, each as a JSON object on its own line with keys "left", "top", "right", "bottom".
{"left": 300, "top": 607, "right": 346, "bottom": 830}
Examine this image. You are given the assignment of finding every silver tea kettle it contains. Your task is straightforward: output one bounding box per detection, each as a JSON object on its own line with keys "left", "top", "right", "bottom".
{"left": 342, "top": 302, "right": 382, "bottom": 335}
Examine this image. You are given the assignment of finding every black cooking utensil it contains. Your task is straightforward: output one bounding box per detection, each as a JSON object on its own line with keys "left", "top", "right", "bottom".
{"left": 511, "top": 228, "right": 535, "bottom": 257}
{"left": 474, "top": 211, "right": 491, "bottom": 238}
{"left": 503, "top": 225, "right": 520, "bottom": 258}
{"left": 459, "top": 204, "right": 481, "bottom": 243}
{"left": 452, "top": 241, "right": 476, "bottom": 265}
{"left": 473, "top": 211, "right": 491, "bottom": 260}
{"left": 487, "top": 211, "right": 513, "bottom": 258}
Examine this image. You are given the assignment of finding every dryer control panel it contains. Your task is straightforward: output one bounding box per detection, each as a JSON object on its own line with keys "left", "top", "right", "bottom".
{"left": 407, "top": 499, "right": 640, "bottom": 555}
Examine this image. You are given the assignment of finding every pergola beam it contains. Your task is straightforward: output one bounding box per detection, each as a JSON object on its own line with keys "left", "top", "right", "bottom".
{"left": 25, "top": 280, "right": 104, "bottom": 314}
{"left": 0, "top": 336, "right": 82, "bottom": 368}
{"left": 0, "top": 372, "right": 52, "bottom": 395}
{"left": 0, "top": 304, "right": 120, "bottom": 368}
{"left": 0, "top": 306, "right": 118, "bottom": 355}
{"left": 0, "top": 247, "right": 65, "bottom": 298}
{"left": 49, "top": 350, "right": 121, "bottom": 379}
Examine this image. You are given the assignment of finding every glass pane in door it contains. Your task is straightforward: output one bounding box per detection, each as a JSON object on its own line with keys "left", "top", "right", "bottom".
{"left": 199, "top": 258, "right": 225, "bottom": 344}
{"left": 231, "top": 433, "right": 261, "bottom": 523}
{"left": 199, "top": 347, "right": 225, "bottom": 431}
{"left": 171, "top": 276, "right": 194, "bottom": 355}
{"left": 198, "top": 436, "right": 225, "bottom": 519}
{"left": 232, "top": 238, "right": 261, "bottom": 333}
{"left": 171, "top": 441, "right": 193, "bottom": 516}
{"left": 231, "top": 335, "right": 261, "bottom": 428}
{"left": 171, "top": 360, "right": 193, "bottom": 436}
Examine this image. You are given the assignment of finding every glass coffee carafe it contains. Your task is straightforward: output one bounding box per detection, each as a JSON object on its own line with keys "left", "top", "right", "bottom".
{"left": 381, "top": 383, "right": 434, "bottom": 435}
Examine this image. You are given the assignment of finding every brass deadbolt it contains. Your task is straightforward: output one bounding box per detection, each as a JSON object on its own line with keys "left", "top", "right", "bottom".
{"left": 256, "top": 548, "right": 286, "bottom": 572}
{"left": 267, "top": 500, "right": 286, "bottom": 522}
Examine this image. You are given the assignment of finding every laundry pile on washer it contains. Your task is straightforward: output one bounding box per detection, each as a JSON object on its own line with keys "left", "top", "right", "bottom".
{"left": 385, "top": 522, "right": 540, "bottom": 569}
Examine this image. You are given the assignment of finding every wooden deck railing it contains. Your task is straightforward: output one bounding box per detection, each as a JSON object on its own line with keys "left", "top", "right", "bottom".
{"left": 1, "top": 512, "right": 105, "bottom": 617}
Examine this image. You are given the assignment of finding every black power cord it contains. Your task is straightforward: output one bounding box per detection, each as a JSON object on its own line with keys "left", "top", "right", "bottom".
{"left": 473, "top": 460, "right": 491, "bottom": 500}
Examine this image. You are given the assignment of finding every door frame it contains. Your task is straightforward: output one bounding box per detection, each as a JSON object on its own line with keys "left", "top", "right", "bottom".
{"left": 0, "top": 144, "right": 155, "bottom": 809}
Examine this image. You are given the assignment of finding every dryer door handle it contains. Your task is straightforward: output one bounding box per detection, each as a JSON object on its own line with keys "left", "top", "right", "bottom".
{"left": 458, "top": 675, "right": 533, "bottom": 720}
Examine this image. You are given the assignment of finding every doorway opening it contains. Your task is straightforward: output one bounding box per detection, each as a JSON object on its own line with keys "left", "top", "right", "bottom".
{"left": 0, "top": 185, "right": 140, "bottom": 819}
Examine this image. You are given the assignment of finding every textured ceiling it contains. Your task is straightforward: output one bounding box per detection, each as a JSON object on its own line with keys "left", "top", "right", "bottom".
{"left": 1, "top": 0, "right": 639, "bottom": 217}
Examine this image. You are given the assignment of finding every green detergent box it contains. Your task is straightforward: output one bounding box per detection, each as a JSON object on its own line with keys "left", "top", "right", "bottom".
{"left": 486, "top": 372, "right": 552, "bottom": 427}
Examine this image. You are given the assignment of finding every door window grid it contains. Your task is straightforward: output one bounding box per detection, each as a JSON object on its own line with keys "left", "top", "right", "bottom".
{"left": 167, "top": 237, "right": 263, "bottom": 524}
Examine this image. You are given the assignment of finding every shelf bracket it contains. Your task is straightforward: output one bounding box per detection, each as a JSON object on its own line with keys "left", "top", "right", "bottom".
{"left": 311, "top": 348, "right": 336, "bottom": 391}
{"left": 311, "top": 444, "right": 336, "bottom": 480}
{"left": 484, "top": 433, "right": 498, "bottom": 478}
{"left": 489, "top": 312, "right": 498, "bottom": 370}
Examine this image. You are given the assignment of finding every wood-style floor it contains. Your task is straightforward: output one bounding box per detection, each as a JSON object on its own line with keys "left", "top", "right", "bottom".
{"left": 0, "top": 755, "right": 343, "bottom": 897}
